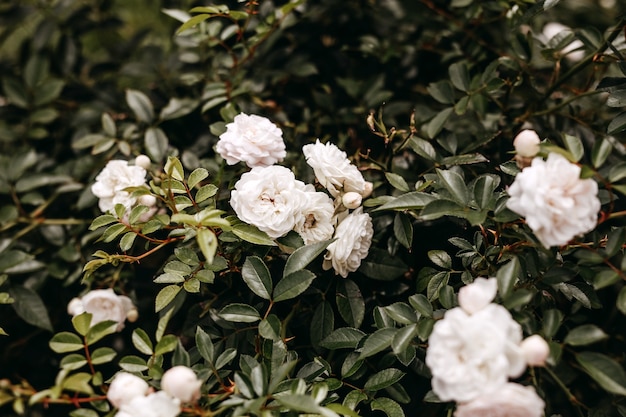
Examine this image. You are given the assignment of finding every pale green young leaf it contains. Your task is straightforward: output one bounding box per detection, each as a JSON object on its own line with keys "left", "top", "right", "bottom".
{"left": 218, "top": 303, "right": 261, "bottom": 323}
{"left": 132, "top": 328, "right": 154, "bottom": 355}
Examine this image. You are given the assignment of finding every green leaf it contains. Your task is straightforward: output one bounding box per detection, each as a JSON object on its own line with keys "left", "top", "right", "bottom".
{"left": 392, "top": 324, "right": 419, "bottom": 355}
{"left": 159, "top": 97, "right": 198, "bottom": 121}
{"left": 101, "top": 223, "right": 128, "bottom": 243}
{"left": 274, "top": 394, "right": 327, "bottom": 415}
{"left": 449, "top": 61, "right": 470, "bottom": 91}
{"left": 155, "top": 285, "right": 181, "bottom": 312}
{"left": 408, "top": 137, "right": 438, "bottom": 161}
{"left": 3, "top": 77, "right": 29, "bottom": 108}
{"left": 428, "top": 250, "right": 452, "bottom": 269}
{"left": 215, "top": 348, "right": 237, "bottom": 370}
{"left": 49, "top": 332, "right": 84, "bottom": 353}
{"left": 563, "top": 134, "right": 584, "bottom": 162}
{"left": 385, "top": 172, "right": 410, "bottom": 192}
{"left": 259, "top": 315, "right": 282, "bottom": 341}
{"left": 132, "top": 328, "right": 154, "bottom": 355}
{"left": 358, "top": 247, "right": 408, "bottom": 281}
{"left": 196, "top": 184, "right": 218, "bottom": 202}
{"left": 126, "top": 89, "right": 154, "bottom": 123}
{"left": 496, "top": 256, "right": 520, "bottom": 299}
{"left": 408, "top": 294, "right": 433, "bottom": 317}
{"left": 564, "top": 324, "right": 608, "bottom": 346}
{"left": 242, "top": 256, "right": 273, "bottom": 300}
{"left": 372, "top": 192, "right": 435, "bottom": 212}
{"left": 427, "top": 81, "right": 455, "bottom": 104}
{"left": 145, "top": 127, "right": 169, "bottom": 163}
{"left": 119, "top": 355, "right": 149, "bottom": 373}
{"left": 89, "top": 214, "right": 118, "bottom": 230}
{"left": 617, "top": 287, "right": 626, "bottom": 315}
{"left": 283, "top": 239, "right": 333, "bottom": 277}
{"left": 197, "top": 228, "right": 217, "bottom": 264}
{"left": 358, "top": 328, "right": 397, "bottom": 360}
{"left": 472, "top": 174, "right": 499, "bottom": 209}
{"left": 154, "top": 334, "right": 178, "bottom": 355}
{"left": 90, "top": 347, "right": 117, "bottom": 365}
{"left": 9, "top": 286, "right": 53, "bottom": 332}
{"left": 320, "top": 327, "right": 366, "bottom": 350}
{"left": 336, "top": 279, "right": 365, "bottom": 328}
{"left": 188, "top": 168, "right": 209, "bottom": 189}
{"left": 436, "top": 168, "right": 468, "bottom": 205}
{"left": 441, "top": 153, "right": 488, "bottom": 166}
{"left": 364, "top": 368, "right": 405, "bottom": 391}
{"left": 232, "top": 224, "right": 277, "bottom": 246}
{"left": 196, "top": 326, "right": 214, "bottom": 363}
{"left": 311, "top": 301, "right": 334, "bottom": 348}
{"left": 576, "top": 352, "right": 626, "bottom": 396}
{"left": 62, "top": 372, "right": 94, "bottom": 395}
{"left": 69, "top": 409, "right": 99, "bottom": 417}
{"left": 33, "top": 79, "right": 64, "bottom": 106}
{"left": 120, "top": 232, "right": 137, "bottom": 252}
{"left": 608, "top": 112, "right": 626, "bottom": 135}
{"left": 85, "top": 320, "right": 118, "bottom": 345}
{"left": 176, "top": 13, "right": 211, "bottom": 34}
{"left": 218, "top": 303, "right": 261, "bottom": 323}
{"left": 427, "top": 107, "right": 453, "bottom": 139}
{"left": 370, "top": 397, "right": 405, "bottom": 417}
{"left": 273, "top": 270, "right": 316, "bottom": 302}
{"left": 60, "top": 353, "right": 88, "bottom": 371}
{"left": 543, "top": 309, "right": 564, "bottom": 338}
{"left": 592, "top": 137, "right": 613, "bottom": 168}
{"left": 71, "top": 313, "right": 92, "bottom": 336}
{"left": 384, "top": 303, "right": 418, "bottom": 325}
{"left": 393, "top": 213, "right": 413, "bottom": 249}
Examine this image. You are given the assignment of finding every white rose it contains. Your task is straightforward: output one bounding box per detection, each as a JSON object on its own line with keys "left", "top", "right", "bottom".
{"left": 161, "top": 366, "right": 202, "bottom": 403}
{"left": 458, "top": 277, "right": 497, "bottom": 315}
{"left": 454, "top": 383, "right": 545, "bottom": 417}
{"left": 541, "top": 22, "right": 585, "bottom": 62}
{"left": 521, "top": 334, "right": 550, "bottom": 367}
{"left": 302, "top": 140, "right": 366, "bottom": 197}
{"left": 230, "top": 165, "right": 308, "bottom": 239}
{"left": 215, "top": 113, "right": 286, "bottom": 168}
{"left": 425, "top": 304, "right": 525, "bottom": 403}
{"left": 69, "top": 289, "right": 137, "bottom": 331}
{"left": 293, "top": 186, "right": 335, "bottom": 245}
{"left": 115, "top": 391, "right": 181, "bottom": 417}
{"left": 506, "top": 153, "right": 600, "bottom": 248}
{"left": 323, "top": 207, "right": 373, "bottom": 278}
{"left": 107, "top": 372, "right": 150, "bottom": 408}
{"left": 91, "top": 160, "right": 149, "bottom": 214}
{"left": 513, "top": 129, "right": 540, "bottom": 158}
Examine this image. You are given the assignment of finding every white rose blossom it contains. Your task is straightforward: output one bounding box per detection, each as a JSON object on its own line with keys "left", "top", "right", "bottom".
{"left": 302, "top": 140, "right": 366, "bottom": 197}
{"left": 457, "top": 277, "right": 498, "bottom": 315}
{"left": 67, "top": 289, "right": 137, "bottom": 331}
{"left": 91, "top": 160, "right": 150, "bottom": 214}
{"left": 454, "top": 382, "right": 545, "bottom": 417}
{"left": 425, "top": 303, "right": 525, "bottom": 403}
{"left": 293, "top": 185, "right": 336, "bottom": 245}
{"left": 506, "top": 153, "right": 600, "bottom": 248}
{"left": 216, "top": 113, "right": 286, "bottom": 168}
{"left": 323, "top": 207, "right": 373, "bottom": 278}
{"left": 161, "top": 366, "right": 202, "bottom": 403}
{"left": 115, "top": 391, "right": 181, "bottom": 417}
{"left": 230, "top": 165, "right": 308, "bottom": 239}
{"left": 107, "top": 372, "right": 150, "bottom": 409}
{"left": 541, "top": 22, "right": 585, "bottom": 62}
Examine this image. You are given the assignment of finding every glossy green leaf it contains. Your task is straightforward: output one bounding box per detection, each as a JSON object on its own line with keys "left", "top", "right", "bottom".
{"left": 90, "top": 347, "right": 117, "bottom": 365}
{"left": 85, "top": 320, "right": 118, "bottom": 345}
{"left": 428, "top": 250, "right": 452, "bottom": 269}
{"left": 119, "top": 355, "right": 149, "bottom": 373}
{"left": 311, "top": 301, "right": 334, "bottom": 348}
{"left": 218, "top": 303, "right": 261, "bottom": 323}
{"left": 62, "top": 372, "right": 94, "bottom": 395}
{"left": 155, "top": 285, "right": 181, "bottom": 312}
{"left": 563, "top": 133, "right": 584, "bottom": 162}
{"left": 273, "top": 270, "right": 316, "bottom": 302}
{"left": 283, "top": 239, "right": 333, "bottom": 277}
{"left": 71, "top": 313, "right": 92, "bottom": 336}
{"left": 10, "top": 286, "right": 53, "bottom": 332}
{"left": 320, "top": 327, "right": 365, "bottom": 350}
{"left": 427, "top": 107, "right": 453, "bottom": 139}
{"left": 608, "top": 112, "right": 626, "bottom": 135}
{"left": 564, "top": 324, "right": 608, "bottom": 346}
{"left": 336, "top": 279, "right": 365, "bottom": 328}
{"left": 259, "top": 315, "right": 282, "bottom": 341}
{"left": 408, "top": 294, "right": 433, "bottom": 317}
{"left": 154, "top": 334, "right": 178, "bottom": 356}
{"left": 242, "top": 256, "right": 273, "bottom": 300}
{"left": 359, "top": 247, "right": 408, "bottom": 281}
{"left": 197, "top": 228, "right": 217, "bottom": 264}
{"left": 60, "top": 353, "right": 87, "bottom": 371}
{"left": 49, "top": 332, "right": 83, "bottom": 353}
{"left": 392, "top": 324, "right": 418, "bottom": 355}
{"left": 372, "top": 192, "right": 435, "bottom": 212}
{"left": 132, "top": 328, "right": 154, "bottom": 355}
{"left": 232, "top": 224, "right": 276, "bottom": 246}
{"left": 592, "top": 137, "right": 613, "bottom": 168}
{"left": 126, "top": 89, "right": 154, "bottom": 123}
{"left": 358, "top": 328, "right": 397, "bottom": 360}
{"left": 576, "top": 352, "right": 626, "bottom": 396}
{"left": 393, "top": 213, "right": 413, "bottom": 249}
{"left": 370, "top": 397, "right": 405, "bottom": 417}
{"left": 542, "top": 309, "right": 564, "bottom": 338}
{"left": 196, "top": 326, "right": 214, "bottom": 363}
{"left": 364, "top": 368, "right": 405, "bottom": 391}
{"left": 496, "top": 256, "right": 520, "bottom": 299}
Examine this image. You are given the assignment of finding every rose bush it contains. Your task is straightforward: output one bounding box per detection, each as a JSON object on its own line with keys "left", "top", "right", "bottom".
{"left": 1, "top": 1, "right": 626, "bottom": 417}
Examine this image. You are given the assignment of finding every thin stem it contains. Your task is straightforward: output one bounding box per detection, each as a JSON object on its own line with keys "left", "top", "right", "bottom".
{"left": 531, "top": 90, "right": 602, "bottom": 117}
{"left": 544, "top": 366, "right": 586, "bottom": 417}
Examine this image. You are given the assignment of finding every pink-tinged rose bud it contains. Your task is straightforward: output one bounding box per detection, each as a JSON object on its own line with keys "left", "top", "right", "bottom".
{"left": 161, "top": 366, "right": 202, "bottom": 403}
{"left": 107, "top": 372, "right": 150, "bottom": 408}
{"left": 342, "top": 192, "right": 362, "bottom": 209}
{"left": 520, "top": 334, "right": 550, "bottom": 366}
{"left": 134, "top": 154, "right": 151, "bottom": 170}
{"left": 361, "top": 181, "right": 374, "bottom": 198}
{"left": 458, "top": 277, "right": 498, "bottom": 315}
{"left": 513, "top": 130, "right": 541, "bottom": 158}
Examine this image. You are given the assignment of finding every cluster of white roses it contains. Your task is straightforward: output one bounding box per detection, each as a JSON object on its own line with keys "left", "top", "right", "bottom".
{"left": 218, "top": 113, "right": 374, "bottom": 278}
{"left": 426, "top": 278, "right": 548, "bottom": 417}
{"left": 507, "top": 129, "right": 601, "bottom": 248}
{"left": 67, "top": 289, "right": 138, "bottom": 332}
{"left": 107, "top": 366, "right": 202, "bottom": 417}
{"left": 91, "top": 155, "right": 157, "bottom": 221}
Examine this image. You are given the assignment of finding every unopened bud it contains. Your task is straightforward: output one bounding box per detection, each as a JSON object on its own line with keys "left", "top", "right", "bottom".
{"left": 135, "top": 154, "right": 152, "bottom": 170}
{"left": 367, "top": 112, "right": 376, "bottom": 131}
{"left": 520, "top": 334, "right": 550, "bottom": 367}
{"left": 138, "top": 194, "right": 157, "bottom": 207}
{"left": 513, "top": 129, "right": 540, "bottom": 158}
{"left": 361, "top": 181, "right": 374, "bottom": 198}
{"left": 342, "top": 192, "right": 362, "bottom": 209}
{"left": 126, "top": 308, "right": 139, "bottom": 323}
{"left": 161, "top": 366, "right": 202, "bottom": 403}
